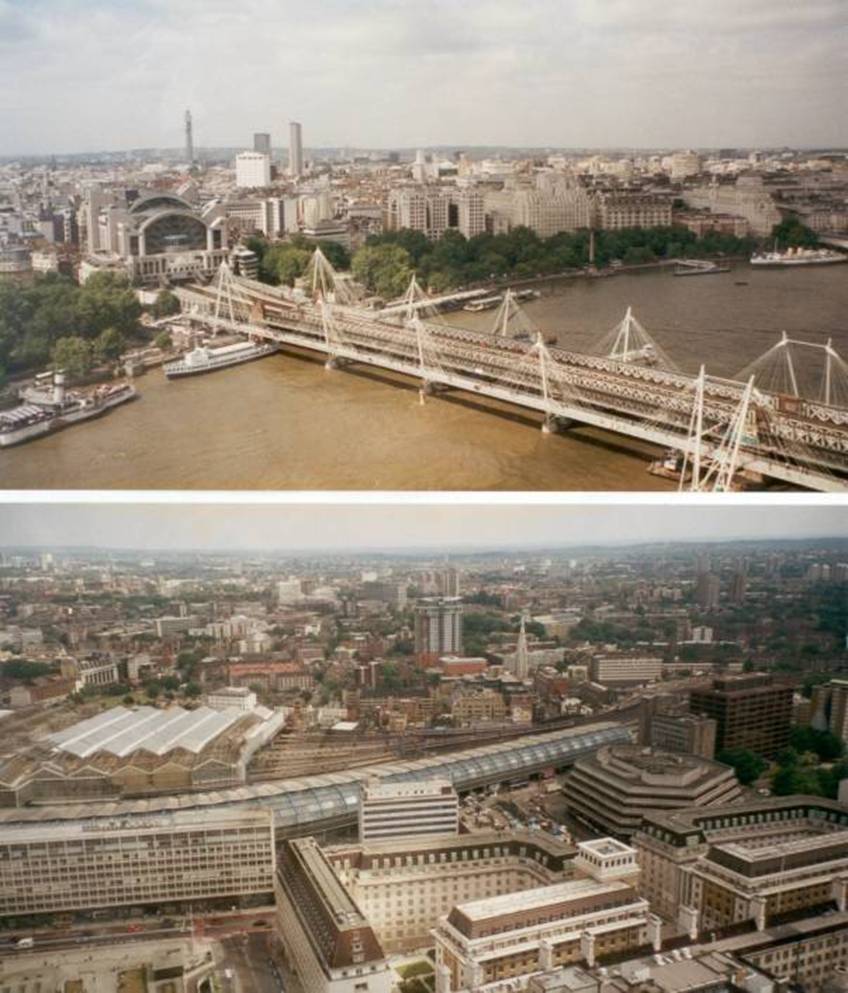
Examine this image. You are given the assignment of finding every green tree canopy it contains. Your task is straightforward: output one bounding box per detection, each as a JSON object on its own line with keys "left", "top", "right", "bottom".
{"left": 717, "top": 748, "right": 768, "bottom": 785}
{"left": 51, "top": 336, "right": 94, "bottom": 378}
{"left": 261, "top": 245, "right": 311, "bottom": 286}
{"left": 352, "top": 244, "right": 414, "bottom": 299}
{"left": 151, "top": 289, "right": 181, "bottom": 319}
{"left": 94, "top": 326, "right": 127, "bottom": 362}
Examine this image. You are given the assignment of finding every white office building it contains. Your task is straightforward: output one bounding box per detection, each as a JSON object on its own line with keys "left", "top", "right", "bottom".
{"left": 359, "top": 779, "right": 459, "bottom": 842}
{"left": 235, "top": 151, "right": 272, "bottom": 189}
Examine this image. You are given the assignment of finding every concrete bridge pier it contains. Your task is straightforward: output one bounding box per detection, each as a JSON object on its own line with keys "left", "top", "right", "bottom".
{"left": 542, "top": 414, "right": 578, "bottom": 434}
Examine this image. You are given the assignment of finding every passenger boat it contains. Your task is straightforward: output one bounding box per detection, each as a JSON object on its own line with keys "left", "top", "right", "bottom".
{"left": 164, "top": 339, "right": 279, "bottom": 378}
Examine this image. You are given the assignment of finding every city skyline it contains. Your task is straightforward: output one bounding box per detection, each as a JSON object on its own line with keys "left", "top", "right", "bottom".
{"left": 0, "top": 502, "right": 845, "bottom": 552}
{"left": 1, "top": 0, "right": 845, "bottom": 156}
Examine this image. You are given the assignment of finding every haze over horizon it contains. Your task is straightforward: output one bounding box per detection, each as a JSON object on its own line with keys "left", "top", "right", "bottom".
{"left": 0, "top": 503, "right": 844, "bottom": 553}
{"left": 2, "top": 0, "right": 845, "bottom": 156}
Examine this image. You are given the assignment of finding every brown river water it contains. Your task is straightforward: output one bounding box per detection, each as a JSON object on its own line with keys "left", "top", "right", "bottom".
{"left": 2, "top": 263, "right": 846, "bottom": 491}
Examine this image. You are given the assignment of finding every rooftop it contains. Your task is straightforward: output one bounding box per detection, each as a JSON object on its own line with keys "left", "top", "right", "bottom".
{"left": 456, "top": 877, "right": 629, "bottom": 921}
{"left": 46, "top": 705, "right": 243, "bottom": 758}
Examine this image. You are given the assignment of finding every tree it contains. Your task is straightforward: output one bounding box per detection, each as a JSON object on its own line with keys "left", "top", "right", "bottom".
{"left": 184, "top": 681, "right": 202, "bottom": 698}
{"left": 94, "top": 326, "right": 126, "bottom": 362}
{"left": 51, "top": 336, "right": 94, "bottom": 378}
{"left": 771, "top": 219, "right": 818, "bottom": 249}
{"left": 352, "top": 244, "right": 413, "bottom": 298}
{"left": 154, "top": 329, "right": 173, "bottom": 351}
{"left": 717, "top": 748, "right": 767, "bottom": 785}
{"left": 151, "top": 289, "right": 181, "bottom": 319}
{"left": 310, "top": 240, "right": 350, "bottom": 271}
{"left": 1, "top": 659, "right": 52, "bottom": 682}
{"left": 261, "top": 245, "right": 311, "bottom": 286}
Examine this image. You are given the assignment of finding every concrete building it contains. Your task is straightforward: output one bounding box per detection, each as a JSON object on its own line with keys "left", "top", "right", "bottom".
{"left": 275, "top": 836, "right": 393, "bottom": 993}
{"left": 358, "top": 778, "right": 458, "bottom": 842}
{"left": 689, "top": 675, "right": 793, "bottom": 758}
{"left": 205, "top": 685, "right": 258, "bottom": 711}
{"left": 388, "top": 186, "right": 449, "bottom": 240}
{"left": 651, "top": 711, "right": 717, "bottom": 759}
{"left": 564, "top": 744, "right": 742, "bottom": 838}
{"left": 0, "top": 808, "right": 275, "bottom": 917}
{"left": 277, "top": 578, "right": 303, "bottom": 604}
{"left": 456, "top": 189, "right": 485, "bottom": 238}
{"left": 414, "top": 597, "right": 463, "bottom": 665}
{"left": 289, "top": 121, "right": 303, "bottom": 178}
{"left": 590, "top": 655, "right": 663, "bottom": 687}
{"left": 596, "top": 193, "right": 672, "bottom": 230}
{"left": 329, "top": 830, "right": 576, "bottom": 953}
{"left": 235, "top": 151, "right": 272, "bottom": 189}
{"left": 683, "top": 175, "right": 782, "bottom": 237}
{"left": 81, "top": 190, "right": 229, "bottom": 285}
{"left": 634, "top": 796, "right": 848, "bottom": 932}
{"left": 695, "top": 572, "right": 720, "bottom": 609}
{"left": 1, "top": 938, "right": 214, "bottom": 993}
{"left": 810, "top": 679, "right": 848, "bottom": 743}
{"left": 253, "top": 132, "right": 272, "bottom": 156}
{"left": 433, "top": 873, "right": 651, "bottom": 991}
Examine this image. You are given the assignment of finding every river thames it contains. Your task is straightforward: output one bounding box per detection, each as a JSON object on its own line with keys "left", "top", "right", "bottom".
{"left": 2, "top": 263, "right": 846, "bottom": 490}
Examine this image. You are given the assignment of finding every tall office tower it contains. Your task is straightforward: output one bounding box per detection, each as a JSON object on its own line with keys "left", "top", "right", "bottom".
{"left": 289, "top": 121, "right": 303, "bottom": 177}
{"left": 511, "top": 613, "right": 530, "bottom": 680}
{"left": 689, "top": 674, "right": 793, "bottom": 758}
{"left": 253, "top": 132, "right": 272, "bottom": 156}
{"left": 414, "top": 597, "right": 463, "bottom": 665}
{"left": 358, "top": 779, "right": 459, "bottom": 842}
{"left": 185, "top": 109, "right": 194, "bottom": 164}
{"left": 695, "top": 571, "right": 720, "bottom": 609}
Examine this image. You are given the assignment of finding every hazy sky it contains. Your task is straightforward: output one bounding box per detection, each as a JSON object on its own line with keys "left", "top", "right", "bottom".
{"left": 0, "top": 501, "right": 844, "bottom": 552}
{"left": 2, "top": 0, "right": 846, "bottom": 155}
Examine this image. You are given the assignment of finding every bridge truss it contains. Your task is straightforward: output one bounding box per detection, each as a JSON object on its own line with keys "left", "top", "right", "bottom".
{"left": 174, "top": 253, "right": 848, "bottom": 492}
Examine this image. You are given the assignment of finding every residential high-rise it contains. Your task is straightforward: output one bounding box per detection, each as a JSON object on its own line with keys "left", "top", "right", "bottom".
{"left": 810, "top": 678, "right": 848, "bottom": 743}
{"left": 695, "top": 572, "right": 720, "bottom": 609}
{"left": 184, "top": 109, "right": 194, "bottom": 164}
{"left": 689, "top": 674, "right": 793, "bottom": 758}
{"left": 437, "top": 566, "right": 461, "bottom": 597}
{"left": 253, "top": 132, "right": 271, "bottom": 156}
{"left": 414, "top": 597, "right": 463, "bottom": 665}
{"left": 730, "top": 561, "right": 748, "bottom": 604}
{"left": 289, "top": 121, "right": 303, "bottom": 177}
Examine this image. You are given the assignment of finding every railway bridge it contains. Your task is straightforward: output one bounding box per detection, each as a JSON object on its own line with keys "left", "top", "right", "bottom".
{"left": 174, "top": 252, "right": 848, "bottom": 492}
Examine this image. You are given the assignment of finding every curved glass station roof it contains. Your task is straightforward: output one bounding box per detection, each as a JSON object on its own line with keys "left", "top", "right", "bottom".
{"left": 0, "top": 722, "right": 630, "bottom": 832}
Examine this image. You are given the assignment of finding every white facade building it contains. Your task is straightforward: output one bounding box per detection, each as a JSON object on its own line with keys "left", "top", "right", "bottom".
{"left": 235, "top": 152, "right": 272, "bottom": 189}
{"left": 359, "top": 779, "right": 459, "bottom": 842}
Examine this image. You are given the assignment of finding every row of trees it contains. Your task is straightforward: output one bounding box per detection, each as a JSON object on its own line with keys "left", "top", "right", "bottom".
{"left": 0, "top": 271, "right": 183, "bottom": 382}
{"left": 718, "top": 724, "right": 846, "bottom": 799}
{"left": 0, "top": 271, "right": 142, "bottom": 380}
{"left": 245, "top": 234, "right": 350, "bottom": 287}
{"left": 350, "top": 224, "right": 759, "bottom": 296}
{"left": 245, "top": 222, "right": 763, "bottom": 302}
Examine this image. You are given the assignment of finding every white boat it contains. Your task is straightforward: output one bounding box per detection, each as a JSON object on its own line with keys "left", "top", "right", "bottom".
{"left": 0, "top": 380, "right": 137, "bottom": 448}
{"left": 164, "top": 339, "right": 279, "bottom": 378}
{"left": 750, "top": 246, "right": 847, "bottom": 267}
{"left": 463, "top": 295, "right": 503, "bottom": 312}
